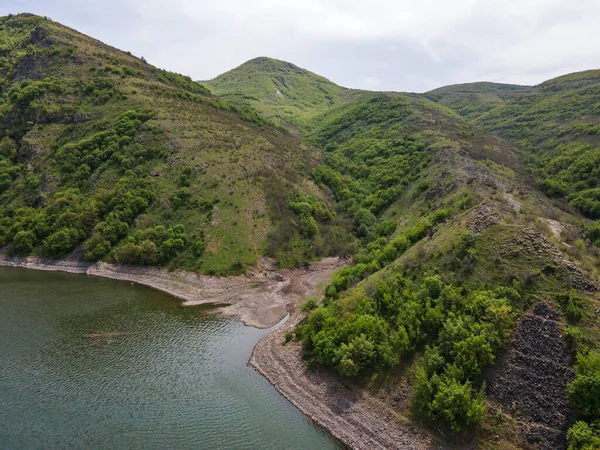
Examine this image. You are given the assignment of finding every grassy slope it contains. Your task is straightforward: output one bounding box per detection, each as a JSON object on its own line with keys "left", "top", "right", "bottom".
{"left": 209, "top": 57, "right": 600, "bottom": 448}
{"left": 204, "top": 57, "right": 360, "bottom": 133}
{"left": 424, "top": 82, "right": 531, "bottom": 121}
{"left": 430, "top": 70, "right": 600, "bottom": 221}
{"left": 0, "top": 14, "right": 339, "bottom": 274}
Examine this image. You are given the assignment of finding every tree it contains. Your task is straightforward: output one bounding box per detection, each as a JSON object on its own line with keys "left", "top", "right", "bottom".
{"left": 567, "top": 421, "right": 600, "bottom": 450}
{"left": 44, "top": 228, "right": 80, "bottom": 256}
{"left": 12, "top": 230, "right": 35, "bottom": 255}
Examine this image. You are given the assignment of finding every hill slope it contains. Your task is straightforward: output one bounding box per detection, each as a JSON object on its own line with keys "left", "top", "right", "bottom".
{"left": 204, "top": 57, "right": 359, "bottom": 132}
{"left": 429, "top": 70, "right": 600, "bottom": 221}
{"left": 424, "top": 82, "right": 531, "bottom": 121}
{"left": 209, "top": 56, "right": 600, "bottom": 449}
{"left": 0, "top": 14, "right": 350, "bottom": 274}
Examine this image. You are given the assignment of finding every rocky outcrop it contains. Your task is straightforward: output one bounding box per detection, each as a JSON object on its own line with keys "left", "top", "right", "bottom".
{"left": 488, "top": 302, "right": 575, "bottom": 450}
{"left": 507, "top": 228, "right": 597, "bottom": 292}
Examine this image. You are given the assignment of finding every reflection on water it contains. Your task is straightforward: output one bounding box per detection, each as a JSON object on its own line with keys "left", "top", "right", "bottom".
{"left": 0, "top": 267, "right": 339, "bottom": 449}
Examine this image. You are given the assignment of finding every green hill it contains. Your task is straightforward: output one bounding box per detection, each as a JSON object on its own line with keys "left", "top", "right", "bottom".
{"left": 208, "top": 55, "right": 600, "bottom": 448}
{"left": 424, "top": 81, "right": 531, "bottom": 120}
{"left": 204, "top": 57, "right": 359, "bottom": 132}
{"left": 0, "top": 14, "right": 352, "bottom": 274}
{"left": 429, "top": 70, "right": 600, "bottom": 221}
{"left": 3, "top": 13, "right": 600, "bottom": 449}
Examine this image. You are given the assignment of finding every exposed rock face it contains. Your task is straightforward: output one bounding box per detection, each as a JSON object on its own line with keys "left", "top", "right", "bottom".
{"left": 29, "top": 25, "right": 51, "bottom": 45}
{"left": 468, "top": 204, "right": 501, "bottom": 232}
{"left": 488, "top": 302, "right": 575, "bottom": 450}
{"left": 511, "top": 228, "right": 597, "bottom": 292}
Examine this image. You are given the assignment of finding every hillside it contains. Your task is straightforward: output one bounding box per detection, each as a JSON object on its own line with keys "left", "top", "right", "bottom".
{"left": 424, "top": 82, "right": 531, "bottom": 121}
{"left": 429, "top": 70, "right": 600, "bottom": 222}
{"left": 210, "top": 57, "right": 600, "bottom": 449}
{"left": 0, "top": 14, "right": 354, "bottom": 275}
{"left": 3, "top": 13, "right": 600, "bottom": 450}
{"left": 204, "top": 57, "right": 359, "bottom": 132}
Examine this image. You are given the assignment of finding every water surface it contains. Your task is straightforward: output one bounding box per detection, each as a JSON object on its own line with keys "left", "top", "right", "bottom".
{"left": 0, "top": 267, "right": 340, "bottom": 449}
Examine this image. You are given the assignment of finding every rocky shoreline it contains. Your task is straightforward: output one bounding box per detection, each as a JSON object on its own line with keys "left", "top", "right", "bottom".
{"left": 249, "top": 298, "right": 445, "bottom": 450}
{"left": 0, "top": 254, "right": 439, "bottom": 449}
{"left": 0, "top": 254, "right": 344, "bottom": 328}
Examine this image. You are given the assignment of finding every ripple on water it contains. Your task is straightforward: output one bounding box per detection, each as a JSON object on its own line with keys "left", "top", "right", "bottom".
{"left": 0, "top": 267, "right": 340, "bottom": 450}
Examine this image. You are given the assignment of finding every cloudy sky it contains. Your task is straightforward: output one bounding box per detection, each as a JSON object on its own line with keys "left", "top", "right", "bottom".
{"left": 2, "top": 0, "right": 599, "bottom": 92}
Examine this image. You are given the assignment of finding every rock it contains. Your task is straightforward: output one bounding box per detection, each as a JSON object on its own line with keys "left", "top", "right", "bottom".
{"left": 488, "top": 302, "right": 575, "bottom": 450}
{"left": 468, "top": 204, "right": 501, "bottom": 232}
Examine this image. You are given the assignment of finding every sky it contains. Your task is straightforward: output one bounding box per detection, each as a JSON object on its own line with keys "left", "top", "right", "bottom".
{"left": 2, "top": 0, "right": 599, "bottom": 92}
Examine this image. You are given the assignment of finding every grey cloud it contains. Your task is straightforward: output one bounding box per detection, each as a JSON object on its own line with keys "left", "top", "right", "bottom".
{"left": 1, "top": 0, "right": 598, "bottom": 92}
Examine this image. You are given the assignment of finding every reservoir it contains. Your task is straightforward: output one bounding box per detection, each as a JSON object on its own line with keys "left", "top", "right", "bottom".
{"left": 0, "top": 267, "right": 340, "bottom": 449}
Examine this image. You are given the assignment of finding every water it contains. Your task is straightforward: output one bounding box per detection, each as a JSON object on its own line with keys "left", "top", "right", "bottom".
{"left": 0, "top": 267, "right": 340, "bottom": 450}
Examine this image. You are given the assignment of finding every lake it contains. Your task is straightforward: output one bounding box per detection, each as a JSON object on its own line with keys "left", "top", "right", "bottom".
{"left": 0, "top": 267, "right": 340, "bottom": 449}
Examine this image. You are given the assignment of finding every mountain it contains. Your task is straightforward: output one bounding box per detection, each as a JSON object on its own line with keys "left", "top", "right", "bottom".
{"left": 204, "top": 57, "right": 359, "bottom": 132}
{"left": 429, "top": 70, "right": 600, "bottom": 220}
{"left": 3, "top": 13, "right": 600, "bottom": 450}
{"left": 424, "top": 81, "right": 531, "bottom": 120}
{"left": 0, "top": 14, "right": 354, "bottom": 274}
{"left": 208, "top": 57, "right": 600, "bottom": 448}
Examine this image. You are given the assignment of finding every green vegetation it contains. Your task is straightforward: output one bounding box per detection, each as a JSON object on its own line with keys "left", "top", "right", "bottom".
{"left": 566, "top": 350, "right": 600, "bottom": 449}
{"left": 298, "top": 222, "right": 526, "bottom": 432}
{"left": 0, "top": 13, "right": 329, "bottom": 274}
{"left": 429, "top": 70, "right": 600, "bottom": 220}
{"left": 425, "top": 82, "right": 531, "bottom": 121}
{"left": 3, "top": 12, "right": 600, "bottom": 448}
{"left": 205, "top": 57, "right": 357, "bottom": 132}
{"left": 310, "top": 94, "right": 432, "bottom": 216}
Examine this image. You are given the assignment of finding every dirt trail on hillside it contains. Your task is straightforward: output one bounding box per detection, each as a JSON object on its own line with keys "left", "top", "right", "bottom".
{"left": 0, "top": 253, "right": 344, "bottom": 328}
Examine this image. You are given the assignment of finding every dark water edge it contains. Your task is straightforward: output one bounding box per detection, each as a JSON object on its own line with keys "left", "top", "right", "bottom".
{"left": 0, "top": 267, "right": 340, "bottom": 450}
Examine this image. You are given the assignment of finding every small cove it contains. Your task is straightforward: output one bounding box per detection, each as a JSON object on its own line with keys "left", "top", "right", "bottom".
{"left": 0, "top": 267, "right": 340, "bottom": 449}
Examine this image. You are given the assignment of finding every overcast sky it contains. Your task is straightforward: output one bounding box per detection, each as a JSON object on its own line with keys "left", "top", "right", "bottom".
{"left": 2, "top": 0, "right": 599, "bottom": 92}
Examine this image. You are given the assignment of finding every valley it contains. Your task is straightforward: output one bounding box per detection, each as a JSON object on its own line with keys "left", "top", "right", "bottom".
{"left": 1, "top": 12, "right": 600, "bottom": 450}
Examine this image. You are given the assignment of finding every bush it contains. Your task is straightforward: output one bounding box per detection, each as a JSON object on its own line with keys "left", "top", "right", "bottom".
{"left": 564, "top": 326, "right": 585, "bottom": 352}
{"left": 12, "top": 230, "right": 35, "bottom": 255}
{"left": 568, "top": 351, "right": 600, "bottom": 421}
{"left": 413, "top": 365, "right": 486, "bottom": 431}
{"left": 284, "top": 331, "right": 294, "bottom": 344}
{"left": 44, "top": 228, "right": 80, "bottom": 256}
{"left": 300, "top": 296, "right": 319, "bottom": 313}
{"left": 567, "top": 421, "right": 600, "bottom": 450}
{"left": 557, "top": 292, "right": 587, "bottom": 324}
{"left": 83, "top": 233, "right": 112, "bottom": 261}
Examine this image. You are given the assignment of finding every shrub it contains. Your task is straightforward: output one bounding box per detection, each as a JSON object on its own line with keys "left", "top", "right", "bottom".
{"left": 300, "top": 296, "right": 319, "bottom": 313}
{"left": 557, "top": 292, "right": 587, "bottom": 324}
{"left": 567, "top": 351, "right": 600, "bottom": 421}
{"left": 44, "top": 228, "right": 80, "bottom": 256}
{"left": 284, "top": 331, "right": 294, "bottom": 344}
{"left": 83, "top": 233, "right": 112, "bottom": 261}
{"left": 567, "top": 421, "right": 600, "bottom": 450}
{"left": 12, "top": 230, "right": 35, "bottom": 255}
{"left": 564, "top": 326, "right": 585, "bottom": 352}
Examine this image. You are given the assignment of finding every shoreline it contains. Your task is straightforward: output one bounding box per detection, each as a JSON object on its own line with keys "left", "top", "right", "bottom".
{"left": 0, "top": 254, "right": 345, "bottom": 329}
{"left": 1, "top": 254, "right": 440, "bottom": 449}
{"left": 249, "top": 310, "right": 445, "bottom": 450}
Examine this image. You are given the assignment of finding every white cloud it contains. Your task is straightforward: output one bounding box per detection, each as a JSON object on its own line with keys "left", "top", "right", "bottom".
{"left": 1, "top": 0, "right": 599, "bottom": 91}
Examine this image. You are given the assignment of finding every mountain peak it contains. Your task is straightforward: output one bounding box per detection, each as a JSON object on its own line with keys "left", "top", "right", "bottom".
{"left": 204, "top": 57, "right": 349, "bottom": 130}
